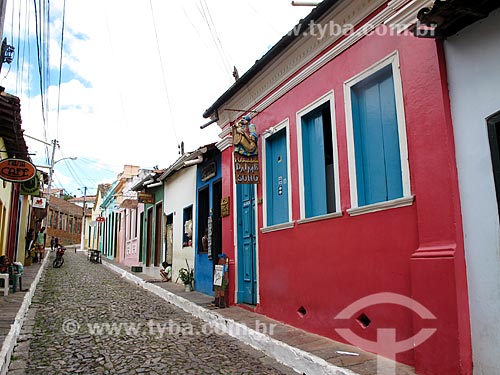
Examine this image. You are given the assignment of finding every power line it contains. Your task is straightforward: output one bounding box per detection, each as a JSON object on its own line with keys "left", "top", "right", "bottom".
{"left": 33, "top": 0, "right": 48, "bottom": 158}
{"left": 56, "top": 0, "right": 67, "bottom": 139}
{"left": 197, "top": 0, "right": 232, "bottom": 79}
{"left": 148, "top": 0, "right": 180, "bottom": 148}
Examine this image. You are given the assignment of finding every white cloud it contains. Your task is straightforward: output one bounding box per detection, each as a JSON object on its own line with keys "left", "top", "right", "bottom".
{"left": 2, "top": 0, "right": 313, "bottom": 194}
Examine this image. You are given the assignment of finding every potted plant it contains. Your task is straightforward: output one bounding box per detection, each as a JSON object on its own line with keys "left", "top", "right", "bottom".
{"left": 178, "top": 260, "right": 194, "bottom": 292}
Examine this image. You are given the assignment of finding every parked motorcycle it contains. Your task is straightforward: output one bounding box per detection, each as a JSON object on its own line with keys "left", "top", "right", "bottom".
{"left": 53, "top": 245, "right": 66, "bottom": 268}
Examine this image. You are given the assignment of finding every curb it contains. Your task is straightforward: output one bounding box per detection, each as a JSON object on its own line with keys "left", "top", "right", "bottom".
{"left": 0, "top": 252, "right": 50, "bottom": 375}
{"left": 103, "top": 260, "right": 359, "bottom": 375}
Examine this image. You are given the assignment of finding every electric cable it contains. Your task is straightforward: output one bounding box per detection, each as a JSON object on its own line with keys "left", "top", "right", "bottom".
{"left": 148, "top": 0, "right": 180, "bottom": 148}
{"left": 56, "top": 0, "right": 67, "bottom": 139}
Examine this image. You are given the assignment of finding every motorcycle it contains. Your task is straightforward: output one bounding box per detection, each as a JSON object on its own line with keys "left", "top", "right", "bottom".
{"left": 53, "top": 245, "right": 66, "bottom": 268}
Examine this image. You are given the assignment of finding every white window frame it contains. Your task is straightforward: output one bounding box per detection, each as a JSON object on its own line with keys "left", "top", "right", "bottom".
{"left": 296, "top": 90, "right": 342, "bottom": 223}
{"left": 344, "top": 51, "right": 413, "bottom": 216}
{"left": 261, "top": 118, "right": 294, "bottom": 232}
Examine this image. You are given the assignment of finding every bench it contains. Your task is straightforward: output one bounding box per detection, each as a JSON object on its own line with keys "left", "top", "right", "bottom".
{"left": 88, "top": 249, "right": 102, "bottom": 264}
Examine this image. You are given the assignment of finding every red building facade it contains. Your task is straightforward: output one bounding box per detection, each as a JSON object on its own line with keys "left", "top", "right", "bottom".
{"left": 204, "top": 1, "right": 472, "bottom": 374}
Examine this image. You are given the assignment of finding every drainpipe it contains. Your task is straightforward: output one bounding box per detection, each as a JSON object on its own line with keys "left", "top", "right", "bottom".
{"left": 184, "top": 155, "right": 203, "bottom": 167}
{"left": 200, "top": 109, "right": 219, "bottom": 129}
{"left": 291, "top": 1, "right": 320, "bottom": 5}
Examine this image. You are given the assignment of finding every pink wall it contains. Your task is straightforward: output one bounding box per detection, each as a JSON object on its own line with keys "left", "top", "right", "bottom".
{"left": 221, "top": 28, "right": 471, "bottom": 375}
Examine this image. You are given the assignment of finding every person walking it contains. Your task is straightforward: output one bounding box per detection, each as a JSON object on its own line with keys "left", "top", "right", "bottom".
{"left": 35, "top": 227, "right": 46, "bottom": 261}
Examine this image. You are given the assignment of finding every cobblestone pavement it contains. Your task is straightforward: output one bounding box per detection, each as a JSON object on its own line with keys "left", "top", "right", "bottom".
{"left": 7, "top": 251, "right": 298, "bottom": 375}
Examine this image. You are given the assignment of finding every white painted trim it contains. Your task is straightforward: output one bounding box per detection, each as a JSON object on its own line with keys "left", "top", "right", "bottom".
{"left": 347, "top": 195, "right": 414, "bottom": 216}
{"left": 297, "top": 211, "right": 343, "bottom": 225}
{"left": 296, "top": 90, "right": 341, "bottom": 220}
{"left": 260, "top": 221, "right": 295, "bottom": 233}
{"left": 343, "top": 51, "right": 411, "bottom": 209}
{"left": 262, "top": 118, "right": 292, "bottom": 228}
{"left": 253, "top": 183, "right": 260, "bottom": 306}
{"left": 216, "top": 136, "right": 232, "bottom": 152}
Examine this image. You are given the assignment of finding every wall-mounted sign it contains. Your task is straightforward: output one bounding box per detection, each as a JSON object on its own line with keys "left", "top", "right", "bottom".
{"left": 207, "top": 215, "right": 213, "bottom": 254}
{"left": 213, "top": 265, "right": 224, "bottom": 286}
{"left": 32, "top": 197, "right": 46, "bottom": 209}
{"left": 234, "top": 154, "right": 260, "bottom": 184}
{"left": 96, "top": 216, "right": 105, "bottom": 222}
{"left": 0, "top": 158, "right": 37, "bottom": 183}
{"left": 20, "top": 171, "right": 41, "bottom": 196}
{"left": 138, "top": 192, "right": 155, "bottom": 204}
{"left": 232, "top": 115, "right": 260, "bottom": 184}
{"left": 221, "top": 196, "right": 230, "bottom": 217}
{"left": 201, "top": 162, "right": 217, "bottom": 181}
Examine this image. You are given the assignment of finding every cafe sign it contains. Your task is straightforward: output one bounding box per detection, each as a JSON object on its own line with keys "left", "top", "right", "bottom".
{"left": 234, "top": 154, "right": 260, "bottom": 184}
{"left": 0, "top": 158, "right": 37, "bottom": 183}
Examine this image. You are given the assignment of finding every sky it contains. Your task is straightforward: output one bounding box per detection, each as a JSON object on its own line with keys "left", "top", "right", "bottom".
{"left": 0, "top": 0, "right": 313, "bottom": 198}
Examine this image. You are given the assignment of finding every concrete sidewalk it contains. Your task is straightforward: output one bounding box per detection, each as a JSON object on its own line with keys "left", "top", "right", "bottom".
{"left": 99, "top": 255, "right": 417, "bottom": 375}
{"left": 0, "top": 246, "right": 78, "bottom": 375}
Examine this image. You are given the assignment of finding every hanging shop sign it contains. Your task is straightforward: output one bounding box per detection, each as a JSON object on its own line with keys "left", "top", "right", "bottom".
{"left": 96, "top": 216, "right": 105, "bottom": 222}
{"left": 32, "top": 197, "right": 46, "bottom": 209}
{"left": 20, "top": 171, "right": 41, "bottom": 196}
{"left": 138, "top": 192, "right": 155, "bottom": 204}
{"left": 232, "top": 115, "right": 260, "bottom": 184}
{"left": 0, "top": 158, "right": 37, "bottom": 183}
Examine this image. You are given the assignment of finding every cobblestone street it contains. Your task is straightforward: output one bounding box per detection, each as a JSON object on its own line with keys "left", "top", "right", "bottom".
{"left": 7, "top": 251, "right": 297, "bottom": 375}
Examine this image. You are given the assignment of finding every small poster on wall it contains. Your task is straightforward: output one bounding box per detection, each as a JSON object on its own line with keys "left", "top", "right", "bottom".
{"left": 213, "top": 265, "right": 224, "bottom": 286}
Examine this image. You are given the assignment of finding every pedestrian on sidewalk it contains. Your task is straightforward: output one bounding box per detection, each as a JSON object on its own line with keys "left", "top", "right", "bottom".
{"left": 50, "top": 236, "right": 55, "bottom": 251}
{"left": 35, "top": 227, "right": 46, "bottom": 261}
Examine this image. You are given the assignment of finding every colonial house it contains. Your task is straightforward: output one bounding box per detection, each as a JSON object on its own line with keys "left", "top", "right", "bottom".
{"left": 0, "top": 88, "right": 33, "bottom": 264}
{"left": 45, "top": 195, "right": 83, "bottom": 246}
{"left": 202, "top": 0, "right": 471, "bottom": 374}
{"left": 417, "top": 2, "right": 500, "bottom": 374}
{"left": 131, "top": 169, "right": 165, "bottom": 268}
{"left": 157, "top": 144, "right": 221, "bottom": 292}
{"left": 90, "top": 183, "right": 111, "bottom": 251}
{"left": 118, "top": 168, "right": 151, "bottom": 266}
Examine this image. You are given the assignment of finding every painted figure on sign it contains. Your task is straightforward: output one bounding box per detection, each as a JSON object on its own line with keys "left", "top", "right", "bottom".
{"left": 233, "top": 115, "right": 258, "bottom": 156}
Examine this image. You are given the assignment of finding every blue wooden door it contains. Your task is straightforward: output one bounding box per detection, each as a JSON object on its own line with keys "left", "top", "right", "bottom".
{"left": 302, "top": 108, "right": 328, "bottom": 217}
{"left": 266, "top": 128, "right": 289, "bottom": 225}
{"left": 237, "top": 183, "right": 257, "bottom": 305}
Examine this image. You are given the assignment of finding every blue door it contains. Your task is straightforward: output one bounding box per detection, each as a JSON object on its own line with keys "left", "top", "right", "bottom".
{"left": 237, "top": 183, "right": 257, "bottom": 305}
{"left": 266, "top": 128, "right": 289, "bottom": 225}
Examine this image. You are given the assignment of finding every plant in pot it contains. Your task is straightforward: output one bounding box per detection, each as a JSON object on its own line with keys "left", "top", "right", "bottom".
{"left": 178, "top": 260, "right": 194, "bottom": 292}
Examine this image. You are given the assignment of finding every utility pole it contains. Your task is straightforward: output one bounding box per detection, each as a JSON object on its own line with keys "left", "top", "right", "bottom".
{"left": 46, "top": 140, "right": 58, "bottom": 212}
{"left": 80, "top": 186, "right": 87, "bottom": 252}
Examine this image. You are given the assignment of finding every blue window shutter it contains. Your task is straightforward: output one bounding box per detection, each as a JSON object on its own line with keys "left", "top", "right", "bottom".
{"left": 266, "top": 128, "right": 288, "bottom": 225}
{"left": 379, "top": 75, "right": 403, "bottom": 200}
{"left": 302, "top": 110, "right": 327, "bottom": 217}
{"left": 352, "top": 66, "right": 402, "bottom": 206}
